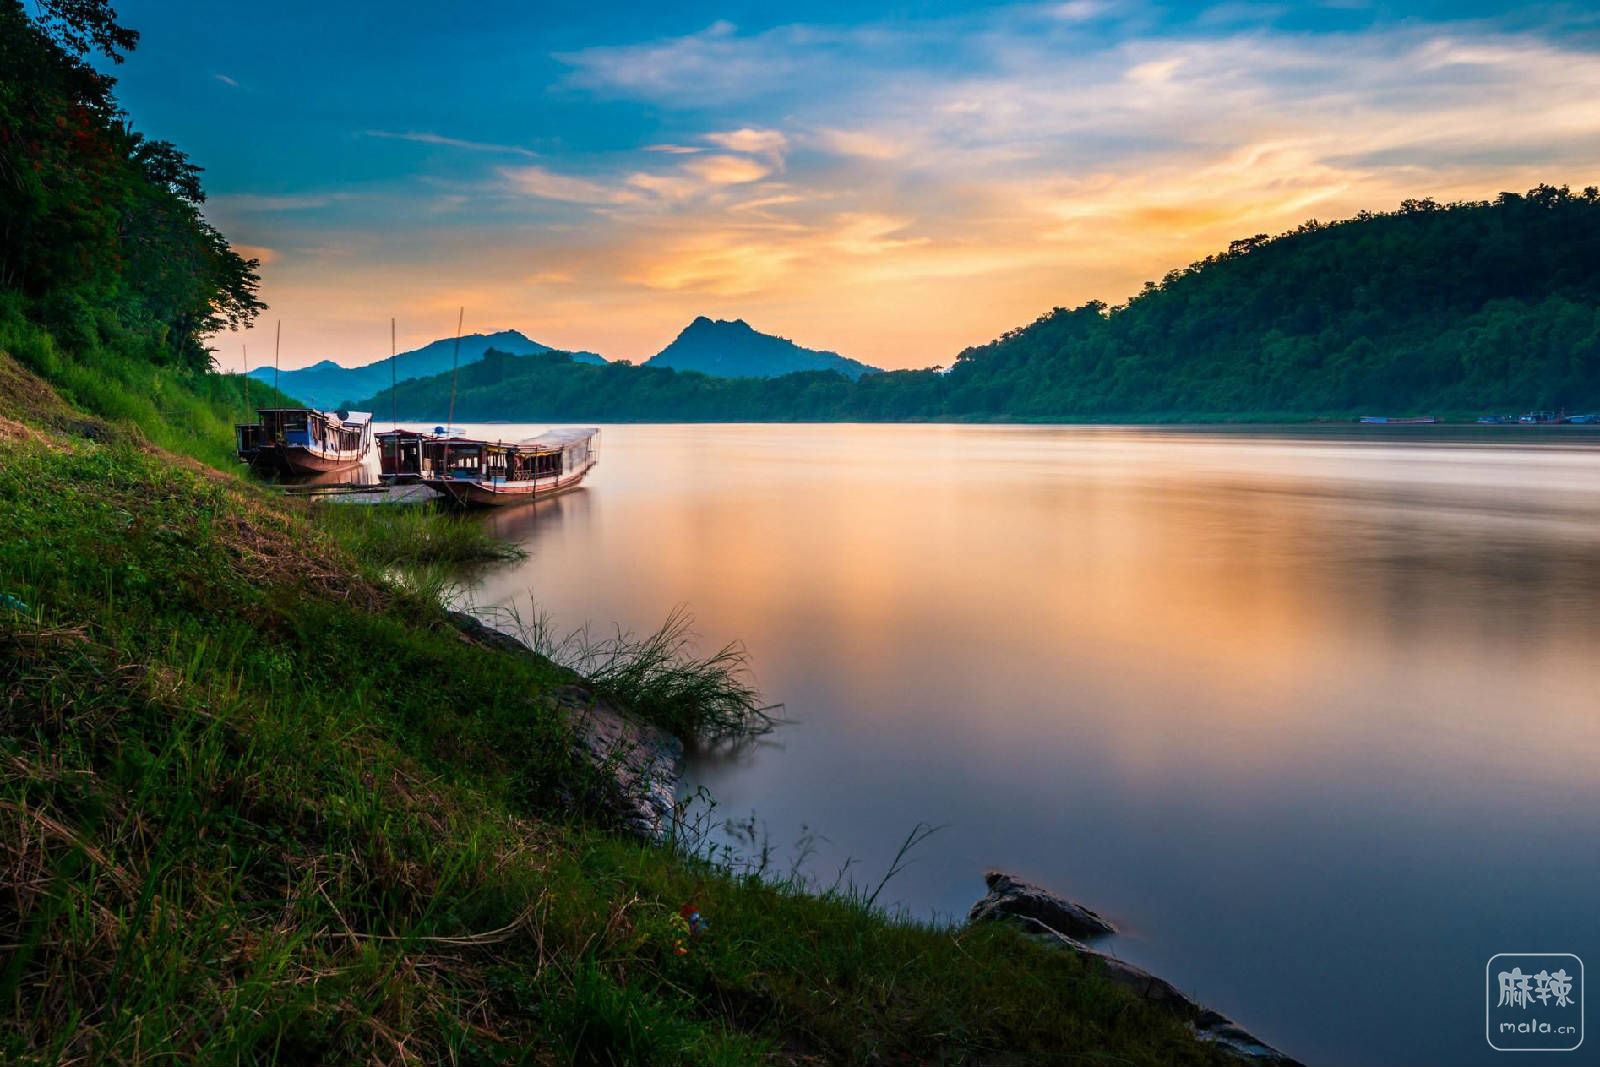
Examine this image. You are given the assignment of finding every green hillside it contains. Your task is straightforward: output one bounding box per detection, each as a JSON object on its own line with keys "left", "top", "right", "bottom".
{"left": 360, "top": 188, "right": 1600, "bottom": 422}
{"left": 938, "top": 187, "right": 1600, "bottom": 417}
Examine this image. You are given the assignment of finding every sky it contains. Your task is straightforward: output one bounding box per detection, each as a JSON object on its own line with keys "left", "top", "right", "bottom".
{"left": 101, "top": 0, "right": 1600, "bottom": 370}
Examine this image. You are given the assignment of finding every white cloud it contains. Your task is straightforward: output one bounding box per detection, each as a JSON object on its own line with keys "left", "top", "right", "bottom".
{"left": 705, "top": 127, "right": 789, "bottom": 162}
{"left": 813, "top": 127, "right": 904, "bottom": 160}
{"left": 1049, "top": 0, "right": 1115, "bottom": 21}
{"left": 557, "top": 21, "right": 802, "bottom": 104}
{"left": 499, "top": 165, "right": 632, "bottom": 204}
{"left": 365, "top": 130, "right": 537, "bottom": 157}
{"left": 213, "top": 194, "right": 338, "bottom": 211}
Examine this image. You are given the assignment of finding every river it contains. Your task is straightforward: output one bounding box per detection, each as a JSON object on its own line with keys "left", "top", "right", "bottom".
{"left": 454, "top": 422, "right": 1600, "bottom": 1066}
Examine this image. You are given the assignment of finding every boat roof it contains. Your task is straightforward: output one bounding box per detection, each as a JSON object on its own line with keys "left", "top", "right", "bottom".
{"left": 425, "top": 428, "right": 599, "bottom": 452}
{"left": 517, "top": 427, "right": 599, "bottom": 447}
{"left": 255, "top": 407, "right": 373, "bottom": 425}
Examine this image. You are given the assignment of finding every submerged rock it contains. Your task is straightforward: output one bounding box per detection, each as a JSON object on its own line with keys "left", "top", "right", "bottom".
{"left": 969, "top": 870, "right": 1117, "bottom": 938}
{"left": 971, "top": 874, "right": 1300, "bottom": 1066}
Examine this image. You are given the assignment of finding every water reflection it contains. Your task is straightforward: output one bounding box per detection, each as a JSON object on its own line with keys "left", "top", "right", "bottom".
{"left": 461, "top": 423, "right": 1600, "bottom": 1067}
{"left": 275, "top": 454, "right": 384, "bottom": 486}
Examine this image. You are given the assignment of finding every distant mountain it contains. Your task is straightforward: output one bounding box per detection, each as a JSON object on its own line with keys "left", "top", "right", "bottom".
{"left": 353, "top": 186, "right": 1600, "bottom": 421}
{"left": 643, "top": 317, "right": 880, "bottom": 379}
{"left": 246, "top": 329, "right": 606, "bottom": 408}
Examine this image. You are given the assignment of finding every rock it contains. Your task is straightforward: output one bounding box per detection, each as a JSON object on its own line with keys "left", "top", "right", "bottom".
{"left": 560, "top": 685, "right": 683, "bottom": 840}
{"left": 448, "top": 609, "right": 558, "bottom": 660}
{"left": 969, "top": 870, "right": 1117, "bottom": 938}
{"left": 446, "top": 610, "right": 683, "bottom": 839}
{"left": 1190, "top": 1017, "right": 1300, "bottom": 1064}
{"left": 971, "top": 874, "right": 1301, "bottom": 1067}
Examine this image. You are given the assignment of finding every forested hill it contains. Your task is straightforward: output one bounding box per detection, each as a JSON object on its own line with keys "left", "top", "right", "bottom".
{"left": 247, "top": 329, "right": 605, "bottom": 409}
{"left": 359, "top": 187, "right": 1600, "bottom": 421}
{"left": 942, "top": 185, "right": 1600, "bottom": 416}
{"left": 644, "top": 317, "right": 880, "bottom": 379}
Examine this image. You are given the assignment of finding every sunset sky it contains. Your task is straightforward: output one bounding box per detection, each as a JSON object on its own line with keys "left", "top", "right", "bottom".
{"left": 109, "top": 0, "right": 1600, "bottom": 370}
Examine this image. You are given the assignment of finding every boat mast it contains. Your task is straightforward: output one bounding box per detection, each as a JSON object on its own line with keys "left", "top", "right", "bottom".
{"left": 446, "top": 306, "right": 464, "bottom": 433}
{"left": 390, "top": 317, "right": 398, "bottom": 429}
{"left": 273, "top": 320, "right": 281, "bottom": 397}
{"left": 242, "top": 343, "right": 249, "bottom": 414}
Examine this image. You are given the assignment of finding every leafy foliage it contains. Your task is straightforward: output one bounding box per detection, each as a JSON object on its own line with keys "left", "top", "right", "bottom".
{"left": 0, "top": 0, "right": 262, "bottom": 373}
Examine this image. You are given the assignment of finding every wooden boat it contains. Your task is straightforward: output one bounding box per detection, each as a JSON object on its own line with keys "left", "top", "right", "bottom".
{"left": 376, "top": 428, "right": 432, "bottom": 483}
{"left": 1358, "top": 415, "right": 1436, "bottom": 425}
{"left": 422, "top": 428, "right": 599, "bottom": 507}
{"left": 235, "top": 408, "right": 374, "bottom": 475}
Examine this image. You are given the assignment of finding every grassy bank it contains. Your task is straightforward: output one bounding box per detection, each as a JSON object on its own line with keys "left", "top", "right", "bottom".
{"left": 0, "top": 347, "right": 1230, "bottom": 1064}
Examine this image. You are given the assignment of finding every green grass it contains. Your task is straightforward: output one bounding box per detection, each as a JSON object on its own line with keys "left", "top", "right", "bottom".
{"left": 513, "top": 605, "right": 781, "bottom": 746}
{"left": 0, "top": 345, "right": 1233, "bottom": 1065}
{"left": 317, "top": 502, "right": 526, "bottom": 569}
{"left": 0, "top": 300, "right": 294, "bottom": 469}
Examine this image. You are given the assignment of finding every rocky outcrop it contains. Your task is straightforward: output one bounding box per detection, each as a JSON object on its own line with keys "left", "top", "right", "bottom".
{"left": 553, "top": 684, "right": 682, "bottom": 839}
{"left": 969, "top": 870, "right": 1117, "bottom": 939}
{"left": 448, "top": 610, "right": 682, "bottom": 839}
{"left": 973, "top": 872, "right": 1300, "bottom": 1067}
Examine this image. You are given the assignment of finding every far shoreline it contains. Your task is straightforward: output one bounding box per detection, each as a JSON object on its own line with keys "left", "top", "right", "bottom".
{"left": 409, "top": 415, "right": 1600, "bottom": 435}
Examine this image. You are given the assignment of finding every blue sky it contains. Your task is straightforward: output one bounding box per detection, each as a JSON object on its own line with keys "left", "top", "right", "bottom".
{"left": 99, "top": 1, "right": 1600, "bottom": 368}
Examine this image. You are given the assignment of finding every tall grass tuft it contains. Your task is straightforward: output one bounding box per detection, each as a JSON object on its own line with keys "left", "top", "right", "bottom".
{"left": 317, "top": 503, "right": 523, "bottom": 567}
{"left": 513, "top": 604, "right": 780, "bottom": 746}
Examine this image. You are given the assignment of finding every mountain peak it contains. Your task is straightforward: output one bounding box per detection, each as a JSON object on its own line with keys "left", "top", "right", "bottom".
{"left": 681, "top": 316, "right": 755, "bottom": 336}
{"left": 647, "top": 318, "right": 879, "bottom": 380}
{"left": 245, "top": 328, "right": 604, "bottom": 408}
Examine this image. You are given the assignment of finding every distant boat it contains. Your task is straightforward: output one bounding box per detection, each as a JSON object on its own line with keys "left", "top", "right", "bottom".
{"left": 236, "top": 408, "right": 374, "bottom": 475}
{"left": 1518, "top": 411, "right": 1558, "bottom": 424}
{"left": 1358, "top": 415, "right": 1437, "bottom": 425}
{"left": 422, "top": 428, "right": 600, "bottom": 507}
{"left": 1476, "top": 415, "right": 1514, "bottom": 424}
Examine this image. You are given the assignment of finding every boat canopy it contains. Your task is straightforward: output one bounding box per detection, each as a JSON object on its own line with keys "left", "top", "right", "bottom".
{"left": 515, "top": 427, "right": 600, "bottom": 451}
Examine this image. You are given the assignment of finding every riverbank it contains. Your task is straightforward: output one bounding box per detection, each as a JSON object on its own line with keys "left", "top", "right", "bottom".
{"left": 0, "top": 342, "right": 1239, "bottom": 1064}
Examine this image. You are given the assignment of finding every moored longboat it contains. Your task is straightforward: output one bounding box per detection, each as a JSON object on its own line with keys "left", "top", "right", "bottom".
{"left": 235, "top": 407, "right": 374, "bottom": 475}
{"left": 422, "top": 428, "right": 599, "bottom": 507}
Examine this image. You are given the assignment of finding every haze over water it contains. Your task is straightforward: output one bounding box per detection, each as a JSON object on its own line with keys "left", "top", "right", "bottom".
{"left": 459, "top": 423, "right": 1600, "bottom": 1067}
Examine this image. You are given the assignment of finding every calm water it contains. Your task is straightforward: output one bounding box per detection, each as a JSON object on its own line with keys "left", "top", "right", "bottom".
{"left": 457, "top": 423, "right": 1600, "bottom": 1067}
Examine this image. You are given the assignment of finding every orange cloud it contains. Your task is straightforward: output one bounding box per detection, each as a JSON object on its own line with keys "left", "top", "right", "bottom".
{"left": 681, "top": 154, "right": 771, "bottom": 185}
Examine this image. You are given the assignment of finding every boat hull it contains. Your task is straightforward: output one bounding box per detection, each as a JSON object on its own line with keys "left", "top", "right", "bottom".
{"left": 432, "top": 464, "right": 593, "bottom": 508}
{"left": 275, "top": 443, "right": 370, "bottom": 476}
